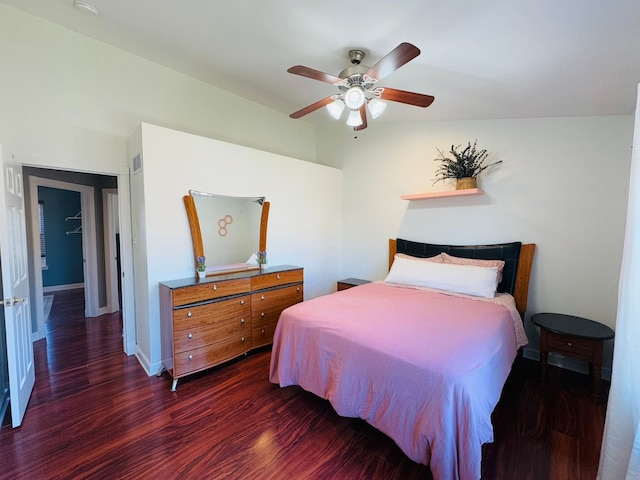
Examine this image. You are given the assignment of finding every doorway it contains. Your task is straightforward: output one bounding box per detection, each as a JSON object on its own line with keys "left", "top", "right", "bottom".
{"left": 23, "top": 168, "right": 123, "bottom": 344}
{"left": 103, "top": 189, "right": 120, "bottom": 313}
{"left": 28, "top": 177, "right": 99, "bottom": 339}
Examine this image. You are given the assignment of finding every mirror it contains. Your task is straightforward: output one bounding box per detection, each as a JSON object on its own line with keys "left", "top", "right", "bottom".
{"left": 184, "top": 191, "right": 269, "bottom": 275}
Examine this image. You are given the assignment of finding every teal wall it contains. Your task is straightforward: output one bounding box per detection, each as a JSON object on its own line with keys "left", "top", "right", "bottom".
{"left": 38, "top": 187, "right": 84, "bottom": 287}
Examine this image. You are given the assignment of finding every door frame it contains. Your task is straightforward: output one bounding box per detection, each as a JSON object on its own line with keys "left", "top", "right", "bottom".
{"left": 102, "top": 188, "right": 119, "bottom": 314}
{"left": 19, "top": 160, "right": 135, "bottom": 356}
{"left": 28, "top": 177, "right": 98, "bottom": 336}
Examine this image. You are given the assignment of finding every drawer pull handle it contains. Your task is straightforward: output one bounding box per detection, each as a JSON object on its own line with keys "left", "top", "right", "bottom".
{"left": 187, "top": 311, "right": 192, "bottom": 317}
{"left": 567, "top": 342, "right": 572, "bottom": 347}
{"left": 276, "top": 274, "right": 280, "bottom": 279}
{"left": 240, "top": 300, "right": 244, "bottom": 305}
{"left": 241, "top": 336, "right": 245, "bottom": 343}
{"left": 261, "top": 329, "right": 265, "bottom": 335}
{"left": 261, "top": 295, "right": 264, "bottom": 301}
{"left": 297, "top": 287, "right": 300, "bottom": 292}
{"left": 261, "top": 312, "right": 265, "bottom": 317}
{"left": 188, "top": 354, "right": 193, "bottom": 361}
{"left": 188, "top": 332, "right": 193, "bottom": 339}
{"left": 241, "top": 318, "right": 245, "bottom": 324}
{"left": 212, "top": 284, "right": 217, "bottom": 291}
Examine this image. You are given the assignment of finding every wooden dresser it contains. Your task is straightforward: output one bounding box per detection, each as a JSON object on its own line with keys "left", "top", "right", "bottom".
{"left": 160, "top": 265, "right": 303, "bottom": 391}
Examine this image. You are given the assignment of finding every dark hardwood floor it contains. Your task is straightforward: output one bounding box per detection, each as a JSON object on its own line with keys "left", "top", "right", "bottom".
{"left": 0, "top": 288, "right": 607, "bottom": 479}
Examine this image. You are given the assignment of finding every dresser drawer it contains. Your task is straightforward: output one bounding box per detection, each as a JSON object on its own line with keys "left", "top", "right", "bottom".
{"left": 174, "top": 315, "right": 249, "bottom": 353}
{"left": 172, "top": 278, "right": 251, "bottom": 307}
{"left": 251, "top": 309, "right": 280, "bottom": 331}
{"left": 174, "top": 296, "right": 250, "bottom": 331}
{"left": 252, "top": 321, "right": 278, "bottom": 348}
{"left": 251, "top": 284, "right": 303, "bottom": 347}
{"left": 173, "top": 335, "right": 249, "bottom": 377}
{"left": 251, "top": 269, "right": 303, "bottom": 291}
{"left": 547, "top": 332, "right": 595, "bottom": 360}
{"left": 251, "top": 283, "right": 303, "bottom": 313}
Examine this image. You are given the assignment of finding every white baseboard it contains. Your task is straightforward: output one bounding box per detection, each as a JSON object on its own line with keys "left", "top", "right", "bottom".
{"left": 135, "top": 347, "right": 163, "bottom": 377}
{"left": 125, "top": 340, "right": 136, "bottom": 356}
{"left": 43, "top": 283, "right": 84, "bottom": 293}
{"left": 31, "top": 324, "right": 46, "bottom": 342}
{"left": 135, "top": 347, "right": 152, "bottom": 376}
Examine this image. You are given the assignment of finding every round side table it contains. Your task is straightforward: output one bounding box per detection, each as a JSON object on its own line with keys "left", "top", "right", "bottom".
{"left": 531, "top": 313, "right": 614, "bottom": 399}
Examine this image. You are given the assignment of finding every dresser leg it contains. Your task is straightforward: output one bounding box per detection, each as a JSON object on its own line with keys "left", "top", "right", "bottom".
{"left": 171, "top": 378, "right": 178, "bottom": 392}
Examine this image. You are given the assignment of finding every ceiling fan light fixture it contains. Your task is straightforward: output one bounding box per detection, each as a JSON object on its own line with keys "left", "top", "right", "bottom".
{"left": 368, "top": 98, "right": 387, "bottom": 119}
{"left": 326, "top": 99, "right": 345, "bottom": 119}
{"left": 346, "top": 109, "right": 363, "bottom": 127}
{"left": 344, "top": 86, "right": 365, "bottom": 109}
{"left": 287, "top": 43, "right": 433, "bottom": 131}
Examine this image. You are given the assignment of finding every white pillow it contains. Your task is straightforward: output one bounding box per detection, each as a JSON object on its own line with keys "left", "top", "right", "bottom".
{"left": 385, "top": 254, "right": 500, "bottom": 298}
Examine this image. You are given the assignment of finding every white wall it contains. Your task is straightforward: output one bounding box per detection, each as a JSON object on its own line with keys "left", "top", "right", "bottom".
{"left": 0, "top": 4, "right": 316, "bottom": 173}
{"left": 317, "top": 115, "right": 633, "bottom": 374}
{"left": 131, "top": 124, "right": 342, "bottom": 374}
{"left": 0, "top": 3, "right": 317, "bottom": 358}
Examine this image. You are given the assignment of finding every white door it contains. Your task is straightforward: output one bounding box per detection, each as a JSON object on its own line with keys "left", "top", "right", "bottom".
{"left": 0, "top": 149, "right": 35, "bottom": 427}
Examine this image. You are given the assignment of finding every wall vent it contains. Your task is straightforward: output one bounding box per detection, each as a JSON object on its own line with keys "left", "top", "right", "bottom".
{"left": 132, "top": 153, "right": 142, "bottom": 173}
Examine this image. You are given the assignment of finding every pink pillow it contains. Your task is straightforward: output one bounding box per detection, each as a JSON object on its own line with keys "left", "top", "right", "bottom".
{"left": 440, "top": 253, "right": 505, "bottom": 282}
{"left": 395, "top": 253, "right": 444, "bottom": 263}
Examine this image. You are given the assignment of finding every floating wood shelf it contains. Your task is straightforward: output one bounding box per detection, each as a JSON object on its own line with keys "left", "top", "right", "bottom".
{"left": 400, "top": 188, "right": 483, "bottom": 200}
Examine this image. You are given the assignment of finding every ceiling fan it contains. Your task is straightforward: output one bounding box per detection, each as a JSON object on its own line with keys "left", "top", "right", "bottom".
{"left": 288, "top": 42, "right": 435, "bottom": 131}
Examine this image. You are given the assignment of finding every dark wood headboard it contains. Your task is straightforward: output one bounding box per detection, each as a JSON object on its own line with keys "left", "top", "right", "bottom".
{"left": 389, "top": 238, "right": 535, "bottom": 317}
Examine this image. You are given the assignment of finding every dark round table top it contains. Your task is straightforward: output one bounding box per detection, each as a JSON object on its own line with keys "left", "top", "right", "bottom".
{"left": 531, "top": 313, "right": 614, "bottom": 340}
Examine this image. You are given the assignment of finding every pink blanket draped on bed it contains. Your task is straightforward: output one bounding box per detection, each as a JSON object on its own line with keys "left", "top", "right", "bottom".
{"left": 269, "top": 282, "right": 522, "bottom": 480}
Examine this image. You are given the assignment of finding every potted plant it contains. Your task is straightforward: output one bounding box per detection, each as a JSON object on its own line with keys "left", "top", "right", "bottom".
{"left": 196, "top": 256, "right": 206, "bottom": 279}
{"left": 256, "top": 251, "right": 267, "bottom": 270}
{"left": 433, "top": 139, "right": 502, "bottom": 190}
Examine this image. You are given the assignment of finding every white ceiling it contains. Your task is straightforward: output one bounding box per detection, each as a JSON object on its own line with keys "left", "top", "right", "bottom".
{"left": 3, "top": 0, "right": 640, "bottom": 126}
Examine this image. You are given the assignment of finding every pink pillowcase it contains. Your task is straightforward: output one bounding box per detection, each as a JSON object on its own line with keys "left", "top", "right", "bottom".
{"left": 395, "top": 253, "right": 444, "bottom": 263}
{"left": 440, "top": 253, "right": 505, "bottom": 282}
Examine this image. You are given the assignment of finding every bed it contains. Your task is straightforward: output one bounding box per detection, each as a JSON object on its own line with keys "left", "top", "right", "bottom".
{"left": 269, "top": 238, "right": 536, "bottom": 480}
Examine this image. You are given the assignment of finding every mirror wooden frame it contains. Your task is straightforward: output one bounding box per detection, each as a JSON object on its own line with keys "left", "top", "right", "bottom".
{"left": 183, "top": 194, "right": 270, "bottom": 275}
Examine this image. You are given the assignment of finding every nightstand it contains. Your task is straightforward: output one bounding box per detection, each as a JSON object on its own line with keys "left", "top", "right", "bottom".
{"left": 336, "top": 278, "right": 371, "bottom": 291}
{"left": 531, "top": 312, "right": 614, "bottom": 399}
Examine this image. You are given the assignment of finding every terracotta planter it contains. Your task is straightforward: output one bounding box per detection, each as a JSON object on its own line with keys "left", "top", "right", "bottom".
{"left": 456, "top": 177, "right": 477, "bottom": 190}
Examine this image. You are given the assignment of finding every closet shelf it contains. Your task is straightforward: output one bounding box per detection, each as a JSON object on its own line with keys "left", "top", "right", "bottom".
{"left": 66, "top": 211, "right": 82, "bottom": 234}
{"left": 400, "top": 188, "right": 483, "bottom": 200}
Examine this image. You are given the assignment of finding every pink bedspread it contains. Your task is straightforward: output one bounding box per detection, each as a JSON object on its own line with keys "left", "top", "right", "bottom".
{"left": 269, "top": 282, "right": 521, "bottom": 480}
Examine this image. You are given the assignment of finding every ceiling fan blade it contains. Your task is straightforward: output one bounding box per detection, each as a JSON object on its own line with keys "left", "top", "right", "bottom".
{"left": 354, "top": 104, "right": 367, "bottom": 131}
{"left": 366, "top": 42, "right": 421, "bottom": 82}
{"left": 379, "top": 88, "right": 435, "bottom": 108}
{"left": 287, "top": 65, "right": 343, "bottom": 85}
{"left": 289, "top": 97, "right": 335, "bottom": 119}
